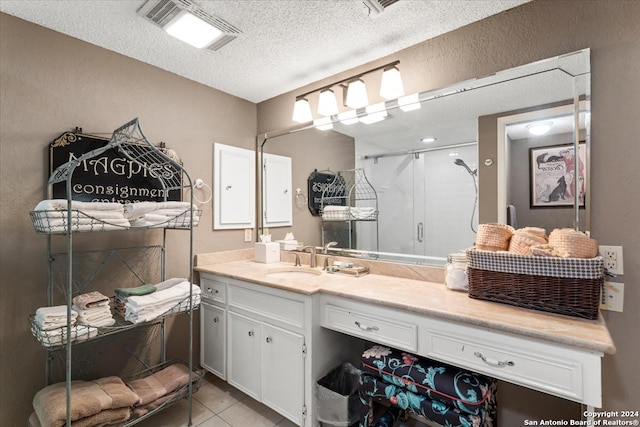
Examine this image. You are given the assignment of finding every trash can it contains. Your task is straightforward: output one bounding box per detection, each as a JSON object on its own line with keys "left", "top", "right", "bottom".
{"left": 316, "top": 362, "right": 361, "bottom": 427}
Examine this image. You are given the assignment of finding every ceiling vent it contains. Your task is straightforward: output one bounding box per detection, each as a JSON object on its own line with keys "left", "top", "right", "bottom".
{"left": 362, "top": 0, "right": 400, "bottom": 17}
{"left": 137, "top": 0, "right": 241, "bottom": 51}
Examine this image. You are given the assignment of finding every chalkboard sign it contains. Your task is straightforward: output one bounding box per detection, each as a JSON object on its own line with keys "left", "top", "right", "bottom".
{"left": 49, "top": 131, "right": 182, "bottom": 203}
{"left": 307, "top": 170, "right": 346, "bottom": 216}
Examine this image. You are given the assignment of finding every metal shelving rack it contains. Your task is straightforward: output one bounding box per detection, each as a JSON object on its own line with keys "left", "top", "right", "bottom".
{"left": 320, "top": 168, "right": 379, "bottom": 251}
{"left": 29, "top": 118, "right": 201, "bottom": 427}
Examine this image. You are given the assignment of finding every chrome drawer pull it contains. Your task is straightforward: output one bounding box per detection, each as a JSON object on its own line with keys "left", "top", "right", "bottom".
{"left": 474, "top": 351, "right": 514, "bottom": 367}
{"left": 354, "top": 321, "right": 379, "bottom": 332}
{"left": 266, "top": 337, "right": 272, "bottom": 343}
{"left": 213, "top": 317, "right": 219, "bottom": 323}
{"left": 248, "top": 330, "right": 254, "bottom": 337}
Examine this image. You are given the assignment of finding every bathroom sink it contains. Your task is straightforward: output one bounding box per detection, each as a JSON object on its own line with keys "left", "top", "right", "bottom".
{"left": 264, "top": 267, "right": 323, "bottom": 279}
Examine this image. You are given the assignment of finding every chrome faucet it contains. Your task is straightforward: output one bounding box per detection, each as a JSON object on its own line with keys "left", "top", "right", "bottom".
{"left": 323, "top": 241, "right": 338, "bottom": 254}
{"left": 301, "top": 245, "right": 317, "bottom": 268}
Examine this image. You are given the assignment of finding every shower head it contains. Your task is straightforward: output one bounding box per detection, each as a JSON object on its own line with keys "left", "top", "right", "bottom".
{"left": 454, "top": 158, "right": 477, "bottom": 176}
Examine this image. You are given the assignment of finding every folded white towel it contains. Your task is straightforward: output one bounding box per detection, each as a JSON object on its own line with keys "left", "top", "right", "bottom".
{"left": 84, "top": 317, "right": 116, "bottom": 328}
{"left": 126, "top": 282, "right": 198, "bottom": 308}
{"left": 122, "top": 201, "right": 193, "bottom": 219}
{"left": 39, "top": 210, "right": 125, "bottom": 220}
{"left": 35, "top": 306, "right": 78, "bottom": 330}
{"left": 154, "top": 278, "right": 187, "bottom": 291}
{"left": 34, "top": 200, "right": 124, "bottom": 212}
{"left": 125, "top": 293, "right": 201, "bottom": 324}
{"left": 73, "top": 305, "right": 113, "bottom": 324}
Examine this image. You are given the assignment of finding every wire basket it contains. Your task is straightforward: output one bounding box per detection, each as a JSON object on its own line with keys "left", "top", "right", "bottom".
{"left": 466, "top": 249, "right": 604, "bottom": 319}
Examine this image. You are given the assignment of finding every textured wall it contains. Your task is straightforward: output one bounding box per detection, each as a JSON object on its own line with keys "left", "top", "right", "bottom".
{"left": 258, "top": 0, "right": 640, "bottom": 422}
{"left": 0, "top": 14, "right": 257, "bottom": 424}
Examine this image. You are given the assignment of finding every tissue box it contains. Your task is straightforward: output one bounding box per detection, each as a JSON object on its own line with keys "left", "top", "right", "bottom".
{"left": 255, "top": 242, "right": 280, "bottom": 263}
{"left": 276, "top": 240, "right": 299, "bottom": 250}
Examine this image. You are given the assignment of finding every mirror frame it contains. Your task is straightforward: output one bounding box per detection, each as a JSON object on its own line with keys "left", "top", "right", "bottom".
{"left": 256, "top": 49, "right": 590, "bottom": 265}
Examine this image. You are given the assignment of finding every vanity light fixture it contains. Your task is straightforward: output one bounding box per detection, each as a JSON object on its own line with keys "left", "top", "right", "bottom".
{"left": 338, "top": 110, "right": 360, "bottom": 125}
{"left": 379, "top": 65, "right": 405, "bottom": 100}
{"left": 398, "top": 93, "right": 421, "bottom": 112}
{"left": 527, "top": 121, "right": 553, "bottom": 136}
{"left": 314, "top": 117, "right": 334, "bottom": 131}
{"left": 421, "top": 137, "right": 437, "bottom": 143}
{"left": 291, "top": 60, "right": 402, "bottom": 123}
{"left": 292, "top": 97, "right": 313, "bottom": 123}
{"left": 317, "top": 89, "right": 339, "bottom": 116}
{"left": 345, "top": 79, "right": 369, "bottom": 109}
{"left": 359, "top": 103, "right": 387, "bottom": 124}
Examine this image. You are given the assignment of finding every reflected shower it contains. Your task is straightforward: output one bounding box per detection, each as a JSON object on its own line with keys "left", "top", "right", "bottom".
{"left": 454, "top": 158, "right": 477, "bottom": 176}
{"left": 454, "top": 158, "right": 478, "bottom": 233}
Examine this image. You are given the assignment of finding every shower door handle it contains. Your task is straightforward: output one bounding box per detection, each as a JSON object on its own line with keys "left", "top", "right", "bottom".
{"left": 417, "top": 222, "right": 424, "bottom": 243}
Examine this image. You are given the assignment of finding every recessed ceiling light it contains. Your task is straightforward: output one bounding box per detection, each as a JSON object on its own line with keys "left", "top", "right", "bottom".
{"left": 421, "top": 137, "right": 436, "bottom": 143}
{"left": 526, "top": 121, "right": 553, "bottom": 136}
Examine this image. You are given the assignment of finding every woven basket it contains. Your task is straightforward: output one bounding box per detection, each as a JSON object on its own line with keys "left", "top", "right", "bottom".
{"left": 476, "top": 223, "right": 515, "bottom": 251}
{"left": 466, "top": 249, "right": 604, "bottom": 319}
{"left": 508, "top": 233, "right": 547, "bottom": 255}
{"left": 548, "top": 229, "right": 599, "bottom": 258}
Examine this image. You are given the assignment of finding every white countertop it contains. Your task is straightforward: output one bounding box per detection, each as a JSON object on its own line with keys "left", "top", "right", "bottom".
{"left": 196, "top": 257, "right": 616, "bottom": 355}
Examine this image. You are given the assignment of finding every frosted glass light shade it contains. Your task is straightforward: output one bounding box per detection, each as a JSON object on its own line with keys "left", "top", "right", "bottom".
{"left": 345, "top": 79, "right": 369, "bottom": 109}
{"left": 165, "top": 12, "right": 222, "bottom": 49}
{"left": 398, "top": 93, "right": 421, "bottom": 112}
{"left": 292, "top": 98, "right": 313, "bottom": 123}
{"left": 359, "top": 103, "right": 387, "bottom": 124}
{"left": 317, "top": 89, "right": 339, "bottom": 116}
{"left": 338, "top": 110, "right": 359, "bottom": 125}
{"left": 314, "top": 117, "right": 333, "bottom": 131}
{"left": 380, "top": 66, "right": 404, "bottom": 100}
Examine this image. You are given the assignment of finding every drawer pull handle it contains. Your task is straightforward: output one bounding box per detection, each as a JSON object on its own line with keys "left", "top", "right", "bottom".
{"left": 248, "top": 330, "right": 254, "bottom": 337}
{"left": 266, "top": 337, "right": 272, "bottom": 343}
{"left": 213, "top": 317, "right": 219, "bottom": 323}
{"left": 474, "top": 351, "right": 514, "bottom": 367}
{"left": 355, "top": 321, "right": 379, "bottom": 332}
{"left": 206, "top": 288, "right": 219, "bottom": 294}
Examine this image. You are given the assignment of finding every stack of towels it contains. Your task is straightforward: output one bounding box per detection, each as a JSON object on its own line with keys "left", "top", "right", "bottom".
{"left": 115, "top": 278, "right": 201, "bottom": 324}
{"left": 123, "top": 201, "right": 200, "bottom": 228}
{"left": 33, "top": 200, "right": 130, "bottom": 232}
{"left": 29, "top": 376, "right": 140, "bottom": 427}
{"left": 72, "top": 291, "right": 115, "bottom": 327}
{"left": 32, "top": 306, "right": 97, "bottom": 347}
{"left": 126, "top": 363, "right": 194, "bottom": 417}
{"left": 28, "top": 363, "right": 197, "bottom": 427}
{"left": 321, "top": 205, "right": 377, "bottom": 220}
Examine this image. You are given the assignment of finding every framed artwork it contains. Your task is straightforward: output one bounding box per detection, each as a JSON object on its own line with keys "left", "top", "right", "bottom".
{"left": 529, "top": 143, "right": 586, "bottom": 208}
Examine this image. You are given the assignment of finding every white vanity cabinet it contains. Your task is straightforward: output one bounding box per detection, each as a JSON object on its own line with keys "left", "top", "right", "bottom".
{"left": 200, "top": 276, "right": 227, "bottom": 380}
{"left": 200, "top": 273, "right": 310, "bottom": 426}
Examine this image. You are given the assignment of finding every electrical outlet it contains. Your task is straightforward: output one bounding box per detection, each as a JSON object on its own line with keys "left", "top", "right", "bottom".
{"left": 599, "top": 245, "right": 624, "bottom": 275}
{"left": 600, "top": 281, "right": 624, "bottom": 312}
{"left": 244, "top": 228, "right": 252, "bottom": 242}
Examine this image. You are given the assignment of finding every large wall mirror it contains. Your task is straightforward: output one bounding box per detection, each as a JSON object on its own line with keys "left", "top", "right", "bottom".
{"left": 258, "top": 49, "right": 590, "bottom": 266}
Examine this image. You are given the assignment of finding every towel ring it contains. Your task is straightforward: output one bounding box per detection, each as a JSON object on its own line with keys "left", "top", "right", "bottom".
{"left": 190, "top": 179, "right": 212, "bottom": 204}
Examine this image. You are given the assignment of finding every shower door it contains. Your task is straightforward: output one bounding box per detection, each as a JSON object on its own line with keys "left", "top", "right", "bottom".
{"left": 361, "top": 144, "right": 478, "bottom": 261}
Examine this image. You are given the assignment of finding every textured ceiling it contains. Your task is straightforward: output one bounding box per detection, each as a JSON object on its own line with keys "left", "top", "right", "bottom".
{"left": 0, "top": 0, "right": 529, "bottom": 103}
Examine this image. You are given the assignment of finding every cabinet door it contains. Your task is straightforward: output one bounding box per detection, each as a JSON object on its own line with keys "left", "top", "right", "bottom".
{"left": 228, "top": 311, "right": 262, "bottom": 400}
{"left": 214, "top": 143, "right": 255, "bottom": 229}
{"left": 262, "top": 323, "right": 305, "bottom": 426}
{"left": 263, "top": 153, "right": 292, "bottom": 227}
{"left": 200, "top": 302, "right": 226, "bottom": 380}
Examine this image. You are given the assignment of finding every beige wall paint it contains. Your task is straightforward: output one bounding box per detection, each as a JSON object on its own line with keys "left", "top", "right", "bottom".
{"left": 1, "top": 0, "right": 639, "bottom": 424}
{"left": 257, "top": 0, "right": 640, "bottom": 422}
{"left": 0, "top": 14, "right": 259, "bottom": 424}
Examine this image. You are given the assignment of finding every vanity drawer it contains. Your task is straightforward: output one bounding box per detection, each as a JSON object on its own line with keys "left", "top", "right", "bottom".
{"left": 200, "top": 275, "right": 226, "bottom": 304}
{"left": 228, "top": 283, "right": 305, "bottom": 329}
{"left": 321, "top": 296, "right": 418, "bottom": 352}
{"left": 423, "top": 317, "right": 602, "bottom": 406}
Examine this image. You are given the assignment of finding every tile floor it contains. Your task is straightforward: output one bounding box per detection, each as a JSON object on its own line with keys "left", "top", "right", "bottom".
{"left": 136, "top": 372, "right": 430, "bottom": 427}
